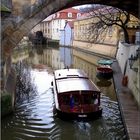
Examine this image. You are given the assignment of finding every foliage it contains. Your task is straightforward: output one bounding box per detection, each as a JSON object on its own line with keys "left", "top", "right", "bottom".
{"left": 0, "top": 4, "right": 11, "bottom": 12}
{"left": 14, "top": 61, "right": 37, "bottom": 104}
{"left": 1, "top": 91, "right": 13, "bottom": 117}
{"left": 32, "top": 31, "right": 47, "bottom": 45}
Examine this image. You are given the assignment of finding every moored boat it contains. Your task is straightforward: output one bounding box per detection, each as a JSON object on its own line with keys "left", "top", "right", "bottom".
{"left": 97, "top": 59, "right": 113, "bottom": 65}
{"left": 96, "top": 59, "right": 113, "bottom": 79}
{"left": 52, "top": 68, "right": 102, "bottom": 121}
{"left": 96, "top": 65, "right": 113, "bottom": 80}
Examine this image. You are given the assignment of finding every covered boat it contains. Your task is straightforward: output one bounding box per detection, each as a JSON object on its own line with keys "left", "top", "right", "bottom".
{"left": 52, "top": 68, "right": 102, "bottom": 120}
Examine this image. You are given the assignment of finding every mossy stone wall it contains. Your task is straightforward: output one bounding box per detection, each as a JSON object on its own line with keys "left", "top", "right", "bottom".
{"left": 1, "top": 92, "right": 13, "bottom": 117}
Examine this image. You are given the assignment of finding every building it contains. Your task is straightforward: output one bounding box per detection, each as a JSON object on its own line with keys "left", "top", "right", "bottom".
{"left": 59, "top": 21, "right": 74, "bottom": 46}
{"left": 125, "top": 14, "right": 140, "bottom": 44}
{"left": 73, "top": 12, "right": 119, "bottom": 58}
{"left": 31, "top": 8, "right": 81, "bottom": 41}
{"left": 73, "top": 7, "right": 140, "bottom": 58}
{"left": 39, "top": 15, "right": 53, "bottom": 39}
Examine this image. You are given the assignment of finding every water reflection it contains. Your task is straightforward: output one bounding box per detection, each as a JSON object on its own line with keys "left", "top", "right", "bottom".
{"left": 1, "top": 46, "right": 127, "bottom": 140}
{"left": 96, "top": 80, "right": 112, "bottom": 87}
{"left": 14, "top": 61, "right": 37, "bottom": 103}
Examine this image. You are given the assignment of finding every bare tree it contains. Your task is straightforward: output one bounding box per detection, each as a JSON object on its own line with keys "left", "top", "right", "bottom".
{"left": 81, "top": 5, "right": 132, "bottom": 44}
{"left": 85, "top": 20, "right": 108, "bottom": 43}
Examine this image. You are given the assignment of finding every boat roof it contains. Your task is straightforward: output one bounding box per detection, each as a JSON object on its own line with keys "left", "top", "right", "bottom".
{"left": 56, "top": 78, "right": 100, "bottom": 93}
{"left": 54, "top": 69, "right": 100, "bottom": 93}
{"left": 54, "top": 69, "right": 88, "bottom": 79}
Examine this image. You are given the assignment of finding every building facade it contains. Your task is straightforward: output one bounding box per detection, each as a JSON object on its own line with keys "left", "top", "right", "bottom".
{"left": 73, "top": 8, "right": 140, "bottom": 58}
{"left": 59, "top": 21, "right": 74, "bottom": 46}
{"left": 73, "top": 12, "right": 119, "bottom": 58}
{"left": 31, "top": 8, "right": 81, "bottom": 41}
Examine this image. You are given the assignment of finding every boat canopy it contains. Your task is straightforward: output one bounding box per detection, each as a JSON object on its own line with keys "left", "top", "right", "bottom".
{"left": 98, "top": 59, "right": 113, "bottom": 65}
{"left": 54, "top": 69, "right": 88, "bottom": 80}
{"left": 56, "top": 78, "right": 100, "bottom": 93}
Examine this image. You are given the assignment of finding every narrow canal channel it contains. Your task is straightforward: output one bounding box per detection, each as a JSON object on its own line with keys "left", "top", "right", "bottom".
{"left": 2, "top": 46, "right": 127, "bottom": 140}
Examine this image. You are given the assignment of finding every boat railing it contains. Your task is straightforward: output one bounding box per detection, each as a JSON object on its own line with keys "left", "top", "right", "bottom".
{"left": 55, "top": 76, "right": 89, "bottom": 80}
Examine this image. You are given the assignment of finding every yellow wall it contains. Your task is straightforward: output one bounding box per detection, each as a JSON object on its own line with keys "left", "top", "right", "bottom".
{"left": 73, "top": 40, "right": 117, "bottom": 58}
{"left": 74, "top": 16, "right": 119, "bottom": 45}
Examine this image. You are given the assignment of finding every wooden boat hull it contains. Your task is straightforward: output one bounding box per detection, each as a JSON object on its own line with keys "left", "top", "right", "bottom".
{"left": 56, "top": 108, "right": 102, "bottom": 121}
{"left": 96, "top": 67, "right": 113, "bottom": 80}
{"left": 96, "top": 72, "right": 113, "bottom": 80}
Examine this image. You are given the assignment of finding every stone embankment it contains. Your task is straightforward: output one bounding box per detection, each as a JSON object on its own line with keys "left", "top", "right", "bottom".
{"left": 112, "top": 61, "right": 140, "bottom": 140}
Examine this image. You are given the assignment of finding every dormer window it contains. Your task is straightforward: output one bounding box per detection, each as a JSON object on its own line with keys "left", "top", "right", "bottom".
{"left": 53, "top": 14, "right": 56, "bottom": 18}
{"left": 68, "top": 13, "right": 72, "bottom": 18}
{"left": 77, "top": 13, "right": 81, "bottom": 18}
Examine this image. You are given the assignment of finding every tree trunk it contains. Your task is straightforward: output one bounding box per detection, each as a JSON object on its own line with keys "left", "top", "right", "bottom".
{"left": 122, "top": 26, "right": 130, "bottom": 44}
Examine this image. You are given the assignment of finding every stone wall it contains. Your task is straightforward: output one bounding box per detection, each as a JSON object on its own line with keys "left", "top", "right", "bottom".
{"left": 1, "top": 0, "right": 12, "bottom": 9}
{"left": 1, "top": 66, "right": 17, "bottom": 117}
{"left": 116, "top": 42, "right": 140, "bottom": 106}
{"left": 73, "top": 40, "right": 117, "bottom": 58}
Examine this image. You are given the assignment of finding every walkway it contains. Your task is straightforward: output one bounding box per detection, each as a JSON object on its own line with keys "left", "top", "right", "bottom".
{"left": 112, "top": 61, "right": 140, "bottom": 140}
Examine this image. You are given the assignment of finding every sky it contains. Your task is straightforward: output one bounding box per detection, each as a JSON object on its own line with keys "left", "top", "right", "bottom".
{"left": 73, "top": 4, "right": 92, "bottom": 9}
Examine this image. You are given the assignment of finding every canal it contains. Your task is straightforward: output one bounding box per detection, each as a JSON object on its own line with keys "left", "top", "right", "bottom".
{"left": 1, "top": 46, "right": 127, "bottom": 140}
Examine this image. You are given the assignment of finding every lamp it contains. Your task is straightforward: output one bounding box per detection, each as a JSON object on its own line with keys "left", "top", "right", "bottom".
{"left": 136, "top": 47, "right": 140, "bottom": 58}
{"left": 128, "top": 47, "right": 140, "bottom": 72}
{"left": 129, "top": 54, "right": 136, "bottom": 69}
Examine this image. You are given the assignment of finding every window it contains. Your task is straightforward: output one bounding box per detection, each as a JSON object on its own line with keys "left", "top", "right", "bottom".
{"left": 82, "top": 94, "right": 92, "bottom": 104}
{"left": 77, "top": 13, "right": 81, "bottom": 18}
{"left": 57, "top": 13, "right": 60, "bottom": 18}
{"left": 68, "top": 13, "right": 72, "bottom": 18}
{"left": 53, "top": 14, "right": 55, "bottom": 18}
{"left": 61, "top": 95, "right": 69, "bottom": 105}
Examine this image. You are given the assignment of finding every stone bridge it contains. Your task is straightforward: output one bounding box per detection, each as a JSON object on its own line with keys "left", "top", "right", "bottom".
{"left": 2, "top": 0, "right": 139, "bottom": 55}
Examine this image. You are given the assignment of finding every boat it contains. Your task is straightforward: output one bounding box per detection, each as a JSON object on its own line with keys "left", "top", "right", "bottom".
{"left": 96, "top": 65, "right": 113, "bottom": 80}
{"left": 97, "top": 59, "right": 113, "bottom": 65}
{"left": 96, "top": 59, "right": 114, "bottom": 80}
{"left": 52, "top": 68, "right": 102, "bottom": 120}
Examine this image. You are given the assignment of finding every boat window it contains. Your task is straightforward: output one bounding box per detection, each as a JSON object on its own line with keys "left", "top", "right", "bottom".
{"left": 73, "top": 95, "right": 79, "bottom": 105}
{"left": 67, "top": 75, "right": 79, "bottom": 77}
{"left": 92, "top": 94, "right": 98, "bottom": 105}
{"left": 93, "top": 94, "right": 97, "bottom": 100}
{"left": 81, "top": 94, "right": 92, "bottom": 104}
{"left": 61, "top": 95, "right": 69, "bottom": 105}
{"left": 61, "top": 94, "right": 80, "bottom": 106}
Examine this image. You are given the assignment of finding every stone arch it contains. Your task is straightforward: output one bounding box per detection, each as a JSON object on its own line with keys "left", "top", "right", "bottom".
{"left": 2, "top": 0, "right": 139, "bottom": 53}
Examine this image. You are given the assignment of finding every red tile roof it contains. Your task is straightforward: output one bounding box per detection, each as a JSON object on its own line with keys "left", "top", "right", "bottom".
{"left": 43, "top": 8, "right": 81, "bottom": 21}
{"left": 60, "top": 8, "right": 80, "bottom": 13}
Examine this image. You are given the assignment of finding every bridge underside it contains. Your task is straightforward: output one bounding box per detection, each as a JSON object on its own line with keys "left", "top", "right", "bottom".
{"left": 64, "top": 0, "right": 139, "bottom": 18}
